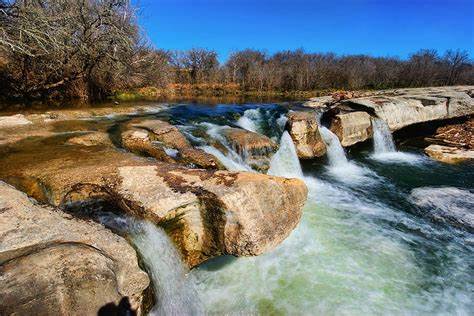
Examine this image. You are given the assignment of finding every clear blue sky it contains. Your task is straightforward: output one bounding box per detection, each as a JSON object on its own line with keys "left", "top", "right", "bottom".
{"left": 134, "top": 0, "right": 474, "bottom": 61}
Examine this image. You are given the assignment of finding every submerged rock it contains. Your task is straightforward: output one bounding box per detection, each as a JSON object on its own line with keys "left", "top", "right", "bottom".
{"left": 424, "top": 144, "right": 474, "bottom": 164}
{"left": 329, "top": 111, "right": 373, "bottom": 147}
{"left": 121, "top": 119, "right": 224, "bottom": 170}
{"left": 109, "top": 165, "right": 307, "bottom": 267}
{"left": 222, "top": 127, "right": 278, "bottom": 171}
{"left": 66, "top": 131, "right": 112, "bottom": 147}
{"left": 0, "top": 181, "right": 150, "bottom": 315}
{"left": 286, "top": 111, "right": 326, "bottom": 158}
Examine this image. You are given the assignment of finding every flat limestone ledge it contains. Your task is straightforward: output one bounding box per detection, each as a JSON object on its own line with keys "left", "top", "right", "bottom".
{"left": 0, "top": 104, "right": 167, "bottom": 129}
{"left": 425, "top": 144, "right": 474, "bottom": 164}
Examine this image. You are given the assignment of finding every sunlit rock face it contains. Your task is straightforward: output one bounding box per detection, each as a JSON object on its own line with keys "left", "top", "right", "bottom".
{"left": 121, "top": 118, "right": 224, "bottom": 170}
{"left": 286, "top": 111, "right": 326, "bottom": 158}
{"left": 0, "top": 132, "right": 306, "bottom": 268}
{"left": 0, "top": 181, "right": 150, "bottom": 315}
{"left": 424, "top": 144, "right": 474, "bottom": 164}
{"left": 329, "top": 111, "right": 373, "bottom": 147}
{"left": 222, "top": 127, "right": 279, "bottom": 172}
{"left": 340, "top": 86, "right": 474, "bottom": 131}
{"left": 111, "top": 165, "right": 307, "bottom": 267}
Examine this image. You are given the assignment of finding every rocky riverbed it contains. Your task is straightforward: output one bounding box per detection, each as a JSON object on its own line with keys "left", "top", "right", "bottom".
{"left": 0, "top": 86, "right": 473, "bottom": 315}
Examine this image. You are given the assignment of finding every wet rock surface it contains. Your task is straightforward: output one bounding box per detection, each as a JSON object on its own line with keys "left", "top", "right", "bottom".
{"left": 0, "top": 181, "right": 150, "bottom": 315}
{"left": 121, "top": 119, "right": 224, "bottom": 169}
{"left": 222, "top": 127, "right": 278, "bottom": 171}
{"left": 286, "top": 111, "right": 326, "bottom": 158}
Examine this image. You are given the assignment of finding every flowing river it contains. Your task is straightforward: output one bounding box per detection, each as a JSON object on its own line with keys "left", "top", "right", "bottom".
{"left": 164, "top": 104, "right": 473, "bottom": 315}
{"left": 1, "top": 102, "right": 472, "bottom": 315}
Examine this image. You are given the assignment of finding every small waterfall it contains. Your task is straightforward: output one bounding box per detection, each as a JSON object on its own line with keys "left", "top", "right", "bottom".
{"left": 372, "top": 118, "right": 396, "bottom": 154}
{"left": 268, "top": 131, "right": 303, "bottom": 179}
{"left": 131, "top": 221, "right": 204, "bottom": 316}
{"left": 370, "top": 118, "right": 424, "bottom": 164}
{"left": 319, "top": 126, "right": 349, "bottom": 167}
{"left": 96, "top": 215, "right": 203, "bottom": 315}
{"left": 236, "top": 109, "right": 261, "bottom": 133}
{"left": 319, "top": 126, "right": 377, "bottom": 185}
{"left": 200, "top": 145, "right": 252, "bottom": 172}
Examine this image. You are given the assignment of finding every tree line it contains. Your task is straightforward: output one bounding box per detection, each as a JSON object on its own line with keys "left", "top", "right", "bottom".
{"left": 1, "top": 0, "right": 473, "bottom": 102}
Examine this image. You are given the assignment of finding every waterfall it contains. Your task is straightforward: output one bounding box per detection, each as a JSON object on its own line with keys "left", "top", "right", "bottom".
{"left": 96, "top": 215, "right": 203, "bottom": 315}
{"left": 372, "top": 118, "right": 396, "bottom": 154}
{"left": 236, "top": 109, "right": 261, "bottom": 133}
{"left": 200, "top": 145, "right": 252, "bottom": 172}
{"left": 319, "top": 126, "right": 377, "bottom": 185}
{"left": 370, "top": 118, "right": 424, "bottom": 164}
{"left": 319, "top": 126, "right": 349, "bottom": 167}
{"left": 131, "top": 221, "right": 204, "bottom": 316}
{"left": 268, "top": 131, "right": 303, "bottom": 179}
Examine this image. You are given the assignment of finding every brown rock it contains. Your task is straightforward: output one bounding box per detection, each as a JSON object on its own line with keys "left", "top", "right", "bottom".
{"left": 286, "top": 111, "right": 326, "bottom": 158}
{"left": 424, "top": 144, "right": 474, "bottom": 164}
{"left": 223, "top": 127, "right": 278, "bottom": 171}
{"left": 330, "top": 111, "right": 373, "bottom": 147}
{"left": 110, "top": 165, "right": 307, "bottom": 267}
{"left": 122, "top": 119, "right": 224, "bottom": 170}
{"left": 66, "top": 131, "right": 112, "bottom": 147}
{"left": 0, "top": 181, "right": 150, "bottom": 315}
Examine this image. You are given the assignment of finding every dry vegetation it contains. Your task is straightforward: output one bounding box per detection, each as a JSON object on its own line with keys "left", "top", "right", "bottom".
{"left": 1, "top": 0, "right": 473, "bottom": 104}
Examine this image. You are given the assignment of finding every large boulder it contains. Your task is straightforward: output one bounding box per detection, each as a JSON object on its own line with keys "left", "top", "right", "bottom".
{"left": 286, "top": 111, "right": 326, "bottom": 158}
{"left": 0, "top": 181, "right": 150, "bottom": 315}
{"left": 222, "top": 127, "right": 278, "bottom": 171}
{"left": 340, "top": 86, "right": 474, "bottom": 131}
{"left": 108, "top": 165, "right": 308, "bottom": 267}
{"left": 121, "top": 119, "right": 223, "bottom": 170}
{"left": 0, "top": 139, "right": 308, "bottom": 268}
{"left": 329, "top": 111, "right": 373, "bottom": 147}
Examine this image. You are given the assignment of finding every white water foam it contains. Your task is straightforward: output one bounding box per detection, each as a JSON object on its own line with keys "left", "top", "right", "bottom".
{"left": 319, "top": 126, "right": 377, "bottom": 185}
{"left": 236, "top": 109, "right": 261, "bottom": 133}
{"left": 268, "top": 131, "right": 303, "bottom": 179}
{"left": 371, "top": 118, "right": 425, "bottom": 164}
{"left": 410, "top": 187, "right": 474, "bottom": 229}
{"left": 200, "top": 145, "right": 252, "bottom": 172}
{"left": 130, "top": 221, "right": 204, "bottom": 316}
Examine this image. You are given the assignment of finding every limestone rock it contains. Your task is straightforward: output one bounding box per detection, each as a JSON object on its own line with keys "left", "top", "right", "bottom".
{"left": 424, "top": 144, "right": 474, "bottom": 164}
{"left": 329, "top": 111, "right": 373, "bottom": 147}
{"left": 223, "top": 127, "right": 278, "bottom": 171}
{"left": 121, "top": 128, "right": 175, "bottom": 163}
{"left": 109, "top": 165, "right": 308, "bottom": 267}
{"left": 0, "top": 181, "right": 150, "bottom": 315}
{"left": 66, "top": 131, "right": 112, "bottom": 147}
{"left": 122, "top": 119, "right": 224, "bottom": 170}
{"left": 286, "top": 111, "right": 326, "bottom": 158}
{"left": 340, "top": 86, "right": 474, "bottom": 131}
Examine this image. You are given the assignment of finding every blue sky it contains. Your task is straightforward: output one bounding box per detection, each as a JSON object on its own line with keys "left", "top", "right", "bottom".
{"left": 134, "top": 0, "right": 474, "bottom": 61}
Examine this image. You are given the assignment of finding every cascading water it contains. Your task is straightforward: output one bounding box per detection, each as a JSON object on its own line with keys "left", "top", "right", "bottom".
{"left": 130, "top": 221, "right": 204, "bottom": 316}
{"left": 372, "top": 118, "right": 396, "bottom": 153}
{"left": 267, "top": 131, "right": 303, "bottom": 179}
{"left": 319, "top": 126, "right": 350, "bottom": 167}
{"left": 371, "top": 118, "right": 425, "bottom": 163}
{"left": 236, "top": 109, "right": 260, "bottom": 133}
{"left": 319, "top": 126, "right": 376, "bottom": 185}
{"left": 97, "top": 215, "right": 203, "bottom": 315}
